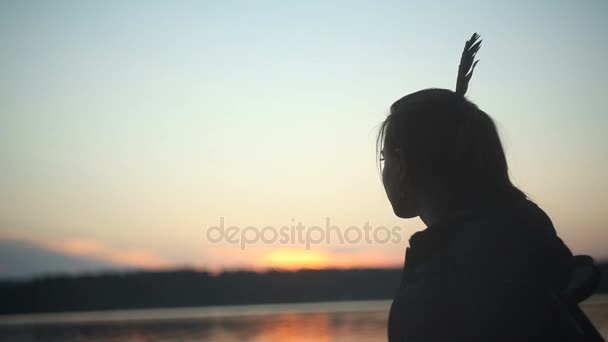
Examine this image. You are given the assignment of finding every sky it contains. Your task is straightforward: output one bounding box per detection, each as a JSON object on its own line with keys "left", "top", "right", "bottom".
{"left": 1, "top": 0, "right": 607, "bottom": 278}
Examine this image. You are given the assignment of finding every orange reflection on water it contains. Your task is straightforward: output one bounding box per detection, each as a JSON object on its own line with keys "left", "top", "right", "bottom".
{"left": 253, "top": 313, "right": 332, "bottom": 342}
{"left": 1, "top": 304, "right": 391, "bottom": 341}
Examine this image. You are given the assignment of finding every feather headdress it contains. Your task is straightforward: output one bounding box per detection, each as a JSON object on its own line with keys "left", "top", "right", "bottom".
{"left": 456, "top": 33, "right": 482, "bottom": 96}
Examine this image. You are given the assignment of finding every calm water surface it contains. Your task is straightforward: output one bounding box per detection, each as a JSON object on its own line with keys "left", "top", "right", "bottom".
{"left": 1, "top": 296, "right": 606, "bottom": 341}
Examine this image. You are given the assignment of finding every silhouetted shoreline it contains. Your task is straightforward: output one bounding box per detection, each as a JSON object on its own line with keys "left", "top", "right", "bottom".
{"left": 1, "top": 265, "right": 606, "bottom": 315}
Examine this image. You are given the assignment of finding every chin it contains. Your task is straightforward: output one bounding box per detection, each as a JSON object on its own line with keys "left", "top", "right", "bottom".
{"left": 393, "top": 204, "right": 418, "bottom": 219}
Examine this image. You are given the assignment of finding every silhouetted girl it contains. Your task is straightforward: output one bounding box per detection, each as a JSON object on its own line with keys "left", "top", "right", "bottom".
{"left": 380, "top": 33, "right": 602, "bottom": 341}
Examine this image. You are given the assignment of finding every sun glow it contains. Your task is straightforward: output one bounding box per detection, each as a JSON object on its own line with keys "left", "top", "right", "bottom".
{"left": 264, "top": 250, "right": 330, "bottom": 270}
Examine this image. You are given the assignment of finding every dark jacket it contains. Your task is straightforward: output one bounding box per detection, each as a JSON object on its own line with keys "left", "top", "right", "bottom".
{"left": 388, "top": 198, "right": 582, "bottom": 341}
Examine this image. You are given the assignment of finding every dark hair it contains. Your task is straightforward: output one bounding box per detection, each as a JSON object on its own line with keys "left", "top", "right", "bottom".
{"left": 377, "top": 88, "right": 527, "bottom": 210}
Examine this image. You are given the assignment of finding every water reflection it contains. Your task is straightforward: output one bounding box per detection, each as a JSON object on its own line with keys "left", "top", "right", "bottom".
{"left": 1, "top": 297, "right": 606, "bottom": 341}
{"left": 0, "top": 309, "right": 388, "bottom": 341}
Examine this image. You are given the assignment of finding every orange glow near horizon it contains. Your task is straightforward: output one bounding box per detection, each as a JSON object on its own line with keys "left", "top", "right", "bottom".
{"left": 263, "top": 250, "right": 331, "bottom": 270}
{"left": 259, "top": 248, "right": 401, "bottom": 271}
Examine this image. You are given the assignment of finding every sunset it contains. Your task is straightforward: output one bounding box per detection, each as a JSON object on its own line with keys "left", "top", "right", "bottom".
{"left": 1, "top": 1, "right": 607, "bottom": 277}
{"left": 1, "top": 0, "right": 607, "bottom": 340}
{"left": 264, "top": 250, "right": 330, "bottom": 270}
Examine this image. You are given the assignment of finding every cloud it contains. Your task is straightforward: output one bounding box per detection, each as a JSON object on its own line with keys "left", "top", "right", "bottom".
{"left": 0, "top": 232, "right": 170, "bottom": 278}
{"left": 42, "top": 238, "right": 169, "bottom": 269}
{"left": 0, "top": 239, "right": 114, "bottom": 279}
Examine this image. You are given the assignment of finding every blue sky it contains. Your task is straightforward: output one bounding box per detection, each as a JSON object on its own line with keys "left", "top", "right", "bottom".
{"left": 1, "top": 0, "right": 607, "bottom": 277}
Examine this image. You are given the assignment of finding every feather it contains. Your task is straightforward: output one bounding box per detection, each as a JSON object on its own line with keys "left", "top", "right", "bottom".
{"left": 456, "top": 33, "right": 482, "bottom": 96}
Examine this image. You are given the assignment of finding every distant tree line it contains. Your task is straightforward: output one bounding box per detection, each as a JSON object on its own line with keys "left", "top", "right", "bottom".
{"left": 0, "top": 265, "right": 606, "bottom": 315}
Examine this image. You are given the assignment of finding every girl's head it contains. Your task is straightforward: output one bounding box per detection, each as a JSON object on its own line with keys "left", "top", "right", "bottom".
{"left": 377, "top": 34, "right": 526, "bottom": 219}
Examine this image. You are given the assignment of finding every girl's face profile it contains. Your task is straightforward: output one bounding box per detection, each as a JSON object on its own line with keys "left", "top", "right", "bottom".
{"left": 382, "top": 148, "right": 417, "bottom": 218}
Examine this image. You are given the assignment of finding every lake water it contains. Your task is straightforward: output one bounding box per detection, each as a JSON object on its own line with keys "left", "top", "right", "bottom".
{"left": 1, "top": 296, "right": 607, "bottom": 341}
